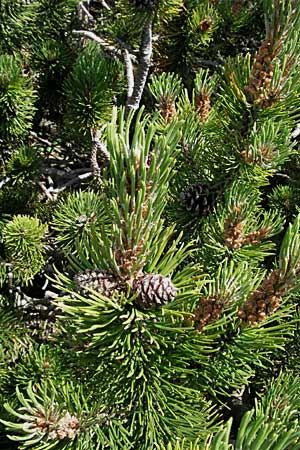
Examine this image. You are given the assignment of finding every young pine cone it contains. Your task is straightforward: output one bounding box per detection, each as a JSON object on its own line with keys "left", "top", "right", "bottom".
{"left": 132, "top": 273, "right": 177, "bottom": 309}
{"left": 74, "top": 269, "right": 121, "bottom": 297}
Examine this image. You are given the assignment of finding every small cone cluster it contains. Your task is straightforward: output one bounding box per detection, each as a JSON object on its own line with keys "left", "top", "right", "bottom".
{"left": 224, "top": 217, "right": 271, "bottom": 249}
{"left": 74, "top": 269, "right": 121, "bottom": 297}
{"left": 28, "top": 407, "right": 80, "bottom": 441}
{"left": 114, "top": 243, "right": 147, "bottom": 279}
{"left": 160, "top": 95, "right": 176, "bottom": 123}
{"left": 238, "top": 270, "right": 283, "bottom": 325}
{"left": 132, "top": 273, "right": 177, "bottom": 309}
{"left": 193, "top": 294, "right": 227, "bottom": 333}
{"left": 241, "top": 144, "right": 274, "bottom": 164}
{"left": 245, "top": 36, "right": 284, "bottom": 108}
{"left": 194, "top": 91, "right": 211, "bottom": 122}
{"left": 224, "top": 218, "right": 244, "bottom": 249}
{"left": 243, "top": 227, "right": 271, "bottom": 245}
{"left": 50, "top": 412, "right": 80, "bottom": 440}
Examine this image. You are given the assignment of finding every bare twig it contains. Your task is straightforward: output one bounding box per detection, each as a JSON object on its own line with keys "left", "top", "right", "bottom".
{"left": 47, "top": 176, "right": 54, "bottom": 189}
{"left": 0, "top": 176, "right": 9, "bottom": 189}
{"left": 91, "top": 129, "right": 101, "bottom": 177}
{"left": 193, "top": 58, "right": 225, "bottom": 68}
{"left": 73, "top": 30, "right": 121, "bottom": 57}
{"left": 102, "top": 31, "right": 138, "bottom": 56}
{"left": 85, "top": 0, "right": 111, "bottom": 10}
{"left": 42, "top": 167, "right": 91, "bottom": 177}
{"left": 126, "top": 16, "right": 153, "bottom": 114}
{"left": 70, "top": 167, "right": 92, "bottom": 175}
{"left": 79, "top": 1, "right": 94, "bottom": 20}
{"left": 30, "top": 132, "right": 70, "bottom": 159}
{"left": 100, "top": 0, "right": 111, "bottom": 10}
{"left": 52, "top": 172, "right": 93, "bottom": 193}
{"left": 42, "top": 158, "right": 69, "bottom": 166}
{"left": 29, "top": 131, "right": 53, "bottom": 147}
{"left": 124, "top": 49, "right": 134, "bottom": 100}
{"left": 73, "top": 30, "right": 137, "bottom": 63}
{"left": 42, "top": 168, "right": 66, "bottom": 177}
{"left": 38, "top": 182, "right": 55, "bottom": 201}
{"left": 91, "top": 128, "right": 110, "bottom": 177}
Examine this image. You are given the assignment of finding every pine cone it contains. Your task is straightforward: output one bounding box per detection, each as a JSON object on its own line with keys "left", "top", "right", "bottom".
{"left": 180, "top": 183, "right": 215, "bottom": 215}
{"left": 132, "top": 273, "right": 177, "bottom": 309}
{"left": 128, "top": 0, "right": 159, "bottom": 10}
{"left": 74, "top": 269, "right": 121, "bottom": 297}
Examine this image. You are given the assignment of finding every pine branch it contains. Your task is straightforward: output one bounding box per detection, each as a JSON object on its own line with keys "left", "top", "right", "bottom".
{"left": 126, "top": 16, "right": 153, "bottom": 114}
{"left": 124, "top": 49, "right": 134, "bottom": 99}
{"left": 78, "top": 0, "right": 96, "bottom": 24}
{"left": 90, "top": 127, "right": 110, "bottom": 190}
{"left": 238, "top": 214, "right": 300, "bottom": 326}
{"left": 52, "top": 172, "right": 93, "bottom": 192}
{"left": 38, "top": 181, "right": 54, "bottom": 201}
{"left": 72, "top": 29, "right": 137, "bottom": 62}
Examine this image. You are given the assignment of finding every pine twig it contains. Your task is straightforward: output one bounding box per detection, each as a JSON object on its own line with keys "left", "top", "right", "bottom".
{"left": 124, "top": 49, "right": 134, "bottom": 99}
{"left": 91, "top": 130, "right": 101, "bottom": 177}
{"left": 102, "top": 31, "right": 138, "bottom": 57}
{"left": 72, "top": 30, "right": 137, "bottom": 63}
{"left": 42, "top": 168, "right": 91, "bottom": 177}
{"left": 53, "top": 172, "right": 93, "bottom": 192}
{"left": 78, "top": 1, "right": 94, "bottom": 22}
{"left": 91, "top": 127, "right": 110, "bottom": 178}
{"left": 29, "top": 131, "right": 53, "bottom": 147}
{"left": 126, "top": 16, "right": 153, "bottom": 114}
{"left": 38, "top": 182, "right": 55, "bottom": 201}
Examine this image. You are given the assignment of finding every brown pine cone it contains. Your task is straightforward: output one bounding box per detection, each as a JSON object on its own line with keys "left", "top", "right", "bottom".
{"left": 132, "top": 273, "right": 177, "bottom": 309}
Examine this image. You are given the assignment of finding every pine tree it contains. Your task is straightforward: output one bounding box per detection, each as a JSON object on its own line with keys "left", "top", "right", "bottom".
{"left": 2, "top": 0, "right": 300, "bottom": 449}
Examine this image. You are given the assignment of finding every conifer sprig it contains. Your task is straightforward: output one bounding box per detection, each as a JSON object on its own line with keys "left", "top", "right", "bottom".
{"left": 238, "top": 214, "right": 300, "bottom": 325}
{"left": 0, "top": 54, "right": 36, "bottom": 152}
{"left": 1, "top": 381, "right": 129, "bottom": 450}
{"left": 2, "top": 216, "right": 48, "bottom": 286}
{"left": 245, "top": 0, "right": 300, "bottom": 110}
{"left": 149, "top": 72, "right": 183, "bottom": 122}
{"left": 102, "top": 106, "right": 181, "bottom": 278}
{"left": 163, "top": 372, "right": 300, "bottom": 449}
{"left": 241, "top": 119, "right": 294, "bottom": 169}
{"left": 52, "top": 190, "right": 109, "bottom": 258}
{"left": 52, "top": 277, "right": 216, "bottom": 448}
{"left": 193, "top": 260, "right": 261, "bottom": 334}
{"left": 201, "top": 180, "right": 284, "bottom": 266}
{"left": 193, "top": 69, "right": 217, "bottom": 123}
{"left": 63, "top": 43, "right": 120, "bottom": 134}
